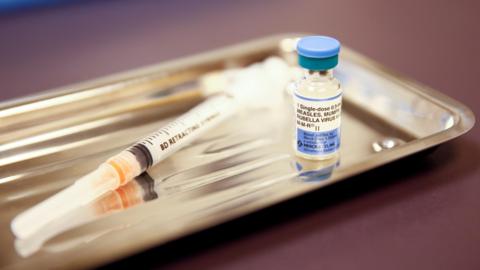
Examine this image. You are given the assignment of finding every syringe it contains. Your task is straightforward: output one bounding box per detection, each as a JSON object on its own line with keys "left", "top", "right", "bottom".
{"left": 11, "top": 94, "right": 236, "bottom": 239}
{"left": 11, "top": 56, "right": 295, "bottom": 239}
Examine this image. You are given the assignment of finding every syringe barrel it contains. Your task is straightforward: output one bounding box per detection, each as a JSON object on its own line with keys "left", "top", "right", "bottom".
{"left": 126, "top": 94, "right": 236, "bottom": 171}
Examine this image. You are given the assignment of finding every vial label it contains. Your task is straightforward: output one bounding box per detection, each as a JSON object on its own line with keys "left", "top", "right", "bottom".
{"left": 294, "top": 92, "right": 342, "bottom": 156}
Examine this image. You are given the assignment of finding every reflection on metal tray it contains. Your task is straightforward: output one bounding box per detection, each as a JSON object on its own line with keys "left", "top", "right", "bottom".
{"left": 0, "top": 34, "right": 474, "bottom": 269}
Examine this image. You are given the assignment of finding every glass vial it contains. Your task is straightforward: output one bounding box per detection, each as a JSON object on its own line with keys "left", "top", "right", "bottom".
{"left": 294, "top": 36, "right": 342, "bottom": 160}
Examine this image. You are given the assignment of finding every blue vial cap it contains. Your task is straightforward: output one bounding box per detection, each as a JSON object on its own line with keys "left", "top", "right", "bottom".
{"left": 297, "top": 36, "right": 341, "bottom": 70}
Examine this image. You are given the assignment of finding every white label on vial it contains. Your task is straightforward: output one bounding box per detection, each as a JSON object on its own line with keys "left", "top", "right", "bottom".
{"left": 294, "top": 91, "right": 342, "bottom": 156}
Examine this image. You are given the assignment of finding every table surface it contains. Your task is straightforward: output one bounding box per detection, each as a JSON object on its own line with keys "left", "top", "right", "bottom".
{"left": 1, "top": 1, "right": 479, "bottom": 269}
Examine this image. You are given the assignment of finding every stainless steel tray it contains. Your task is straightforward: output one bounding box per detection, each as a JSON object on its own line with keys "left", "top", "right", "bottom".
{"left": 0, "top": 34, "right": 474, "bottom": 269}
